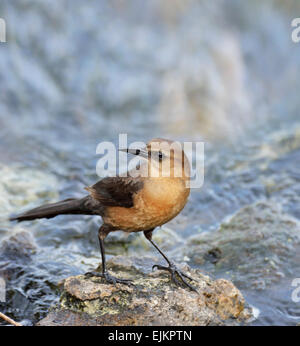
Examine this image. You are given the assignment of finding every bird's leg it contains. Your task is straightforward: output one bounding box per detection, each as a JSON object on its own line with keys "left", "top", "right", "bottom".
{"left": 143, "top": 230, "right": 198, "bottom": 292}
{"left": 85, "top": 225, "right": 132, "bottom": 285}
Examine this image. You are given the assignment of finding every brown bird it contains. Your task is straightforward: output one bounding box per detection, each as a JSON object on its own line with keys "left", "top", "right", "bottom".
{"left": 10, "top": 138, "right": 196, "bottom": 291}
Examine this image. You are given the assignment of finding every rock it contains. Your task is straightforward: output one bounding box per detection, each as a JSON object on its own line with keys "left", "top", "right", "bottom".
{"left": 0, "top": 230, "right": 37, "bottom": 261}
{"left": 0, "top": 230, "right": 66, "bottom": 325}
{"left": 184, "top": 201, "right": 300, "bottom": 290}
{"left": 37, "top": 255, "right": 252, "bottom": 326}
{"left": 0, "top": 230, "right": 38, "bottom": 326}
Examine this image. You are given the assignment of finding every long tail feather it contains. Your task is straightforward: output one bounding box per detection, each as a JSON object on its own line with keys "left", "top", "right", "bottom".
{"left": 10, "top": 196, "right": 94, "bottom": 222}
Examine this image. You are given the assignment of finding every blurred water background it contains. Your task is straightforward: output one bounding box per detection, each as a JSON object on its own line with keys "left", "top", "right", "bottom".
{"left": 1, "top": 0, "right": 300, "bottom": 325}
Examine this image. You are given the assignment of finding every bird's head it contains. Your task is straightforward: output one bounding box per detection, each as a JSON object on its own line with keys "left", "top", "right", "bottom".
{"left": 120, "top": 138, "right": 190, "bottom": 180}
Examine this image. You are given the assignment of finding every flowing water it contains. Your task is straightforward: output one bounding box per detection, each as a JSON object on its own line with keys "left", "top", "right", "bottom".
{"left": 0, "top": 0, "right": 300, "bottom": 325}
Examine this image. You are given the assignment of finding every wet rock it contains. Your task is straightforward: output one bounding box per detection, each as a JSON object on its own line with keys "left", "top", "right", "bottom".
{"left": 0, "top": 231, "right": 37, "bottom": 325}
{"left": 184, "top": 201, "right": 300, "bottom": 290}
{"left": 37, "top": 255, "right": 252, "bottom": 326}
{"left": 0, "top": 231, "right": 69, "bottom": 325}
{"left": 0, "top": 230, "right": 37, "bottom": 261}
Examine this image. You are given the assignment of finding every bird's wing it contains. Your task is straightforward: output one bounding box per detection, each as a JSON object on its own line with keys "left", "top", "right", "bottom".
{"left": 85, "top": 177, "right": 144, "bottom": 208}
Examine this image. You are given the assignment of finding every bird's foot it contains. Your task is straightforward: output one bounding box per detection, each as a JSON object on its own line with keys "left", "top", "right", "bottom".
{"left": 152, "top": 263, "right": 198, "bottom": 292}
{"left": 84, "top": 271, "right": 133, "bottom": 286}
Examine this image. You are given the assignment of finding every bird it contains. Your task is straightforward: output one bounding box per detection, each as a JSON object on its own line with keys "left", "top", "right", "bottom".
{"left": 10, "top": 138, "right": 197, "bottom": 291}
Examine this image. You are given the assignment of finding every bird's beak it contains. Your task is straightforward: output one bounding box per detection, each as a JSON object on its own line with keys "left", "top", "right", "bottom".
{"left": 119, "top": 148, "right": 148, "bottom": 159}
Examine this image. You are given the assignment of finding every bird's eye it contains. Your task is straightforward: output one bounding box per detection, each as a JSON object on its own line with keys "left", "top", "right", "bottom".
{"left": 158, "top": 151, "right": 163, "bottom": 161}
{"left": 136, "top": 149, "right": 140, "bottom": 155}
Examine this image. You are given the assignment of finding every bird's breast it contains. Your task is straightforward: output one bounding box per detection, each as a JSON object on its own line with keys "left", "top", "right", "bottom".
{"left": 103, "top": 178, "right": 190, "bottom": 231}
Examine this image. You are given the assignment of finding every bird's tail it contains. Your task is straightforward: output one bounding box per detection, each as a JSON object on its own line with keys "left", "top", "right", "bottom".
{"left": 10, "top": 196, "right": 94, "bottom": 222}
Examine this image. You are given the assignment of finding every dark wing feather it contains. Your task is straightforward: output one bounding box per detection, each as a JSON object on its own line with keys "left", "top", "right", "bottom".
{"left": 85, "top": 177, "right": 143, "bottom": 208}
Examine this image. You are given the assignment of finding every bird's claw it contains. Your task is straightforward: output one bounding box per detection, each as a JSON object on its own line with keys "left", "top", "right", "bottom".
{"left": 84, "top": 271, "right": 133, "bottom": 286}
{"left": 152, "top": 264, "right": 198, "bottom": 293}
